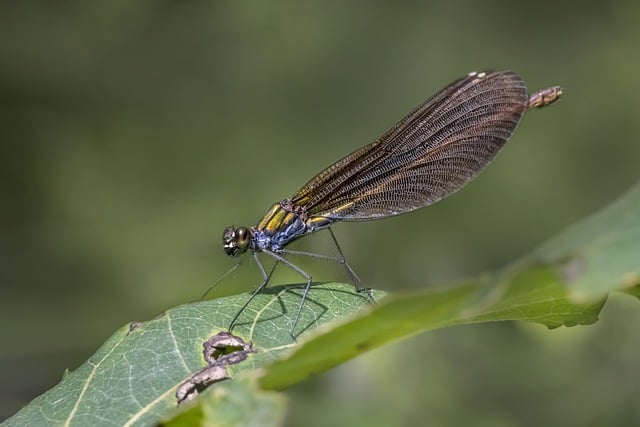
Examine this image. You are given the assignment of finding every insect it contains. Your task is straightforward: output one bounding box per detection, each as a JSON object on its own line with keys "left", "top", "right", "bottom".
{"left": 222, "top": 70, "right": 562, "bottom": 338}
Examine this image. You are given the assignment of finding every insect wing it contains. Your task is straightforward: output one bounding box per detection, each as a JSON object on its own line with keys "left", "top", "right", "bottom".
{"left": 290, "top": 71, "right": 528, "bottom": 220}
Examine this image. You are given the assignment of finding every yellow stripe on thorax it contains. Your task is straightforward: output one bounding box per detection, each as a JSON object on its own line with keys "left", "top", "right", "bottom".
{"left": 256, "top": 203, "right": 298, "bottom": 235}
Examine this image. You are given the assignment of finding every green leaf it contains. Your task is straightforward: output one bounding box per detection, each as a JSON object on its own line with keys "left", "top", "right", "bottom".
{"left": 259, "top": 267, "right": 605, "bottom": 390}
{"left": 531, "top": 182, "right": 640, "bottom": 299}
{"left": 2, "top": 284, "right": 376, "bottom": 427}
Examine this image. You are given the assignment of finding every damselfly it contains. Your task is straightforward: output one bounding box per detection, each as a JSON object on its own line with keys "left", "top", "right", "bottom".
{"left": 222, "top": 70, "right": 562, "bottom": 338}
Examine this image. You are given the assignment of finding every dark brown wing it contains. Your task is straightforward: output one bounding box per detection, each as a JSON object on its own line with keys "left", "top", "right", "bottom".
{"left": 290, "top": 70, "right": 529, "bottom": 220}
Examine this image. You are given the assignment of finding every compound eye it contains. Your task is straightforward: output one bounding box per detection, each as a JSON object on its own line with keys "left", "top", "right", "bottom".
{"left": 235, "top": 227, "right": 250, "bottom": 249}
{"left": 223, "top": 226, "right": 250, "bottom": 256}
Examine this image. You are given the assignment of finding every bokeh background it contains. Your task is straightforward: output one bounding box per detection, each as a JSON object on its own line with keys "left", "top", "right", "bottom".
{"left": 2, "top": 1, "right": 640, "bottom": 425}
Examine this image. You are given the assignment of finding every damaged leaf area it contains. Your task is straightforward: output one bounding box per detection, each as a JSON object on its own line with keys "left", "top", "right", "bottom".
{"left": 175, "top": 332, "right": 254, "bottom": 404}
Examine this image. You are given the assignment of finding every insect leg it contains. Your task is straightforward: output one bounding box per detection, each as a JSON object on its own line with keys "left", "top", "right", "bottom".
{"left": 228, "top": 252, "right": 278, "bottom": 333}
{"left": 327, "top": 228, "right": 374, "bottom": 302}
{"left": 261, "top": 249, "right": 313, "bottom": 340}
{"left": 281, "top": 228, "right": 374, "bottom": 302}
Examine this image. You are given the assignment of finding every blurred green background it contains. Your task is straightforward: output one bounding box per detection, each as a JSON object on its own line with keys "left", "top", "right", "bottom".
{"left": 2, "top": 1, "right": 640, "bottom": 425}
